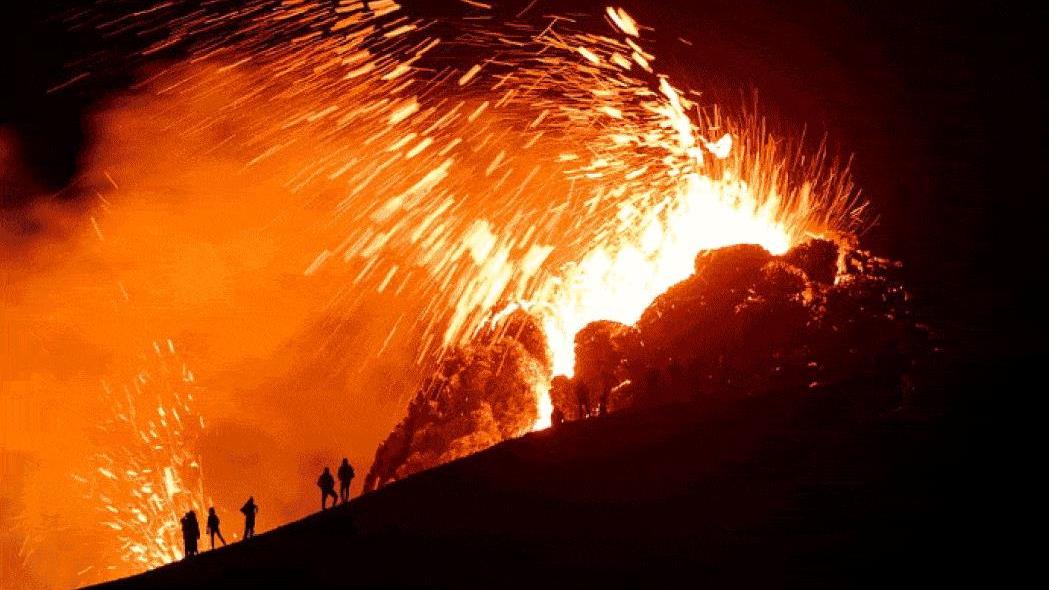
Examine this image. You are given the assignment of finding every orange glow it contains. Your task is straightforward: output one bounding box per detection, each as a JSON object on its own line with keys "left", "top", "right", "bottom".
{"left": 81, "top": 340, "right": 208, "bottom": 571}
{"left": 1, "top": 3, "right": 860, "bottom": 587}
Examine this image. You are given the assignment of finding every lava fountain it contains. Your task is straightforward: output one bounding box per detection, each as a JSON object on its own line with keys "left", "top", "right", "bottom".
{"left": 78, "top": 340, "right": 208, "bottom": 577}
{"left": 82, "top": 0, "right": 859, "bottom": 512}
{"left": 352, "top": 5, "right": 861, "bottom": 486}
{"left": 4, "top": 2, "right": 869, "bottom": 586}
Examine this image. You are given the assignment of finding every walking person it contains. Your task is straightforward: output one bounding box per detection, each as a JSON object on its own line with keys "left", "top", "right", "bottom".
{"left": 318, "top": 467, "right": 338, "bottom": 510}
{"left": 240, "top": 496, "right": 259, "bottom": 540}
{"left": 206, "top": 507, "right": 227, "bottom": 549}
{"left": 337, "top": 458, "right": 355, "bottom": 503}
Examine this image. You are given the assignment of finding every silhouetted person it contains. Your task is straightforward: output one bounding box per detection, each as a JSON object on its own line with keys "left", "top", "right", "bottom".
{"left": 318, "top": 467, "right": 338, "bottom": 510}
{"left": 206, "top": 507, "right": 226, "bottom": 549}
{"left": 551, "top": 406, "right": 565, "bottom": 427}
{"left": 240, "top": 496, "right": 259, "bottom": 540}
{"left": 337, "top": 458, "right": 355, "bottom": 503}
{"left": 575, "top": 381, "right": 591, "bottom": 419}
{"left": 180, "top": 510, "right": 200, "bottom": 558}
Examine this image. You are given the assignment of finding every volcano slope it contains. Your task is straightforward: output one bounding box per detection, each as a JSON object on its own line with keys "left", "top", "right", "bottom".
{"left": 87, "top": 363, "right": 977, "bottom": 590}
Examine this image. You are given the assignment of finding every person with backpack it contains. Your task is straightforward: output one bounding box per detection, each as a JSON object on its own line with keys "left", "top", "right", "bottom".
{"left": 337, "top": 458, "right": 355, "bottom": 503}
{"left": 317, "top": 466, "right": 338, "bottom": 510}
{"left": 180, "top": 510, "right": 201, "bottom": 558}
{"left": 240, "top": 496, "right": 259, "bottom": 540}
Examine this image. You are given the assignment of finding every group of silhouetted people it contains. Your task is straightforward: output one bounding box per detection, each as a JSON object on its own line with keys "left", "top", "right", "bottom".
{"left": 318, "top": 457, "right": 355, "bottom": 510}
{"left": 180, "top": 458, "right": 354, "bottom": 559}
{"left": 574, "top": 381, "right": 609, "bottom": 419}
{"left": 179, "top": 496, "right": 259, "bottom": 559}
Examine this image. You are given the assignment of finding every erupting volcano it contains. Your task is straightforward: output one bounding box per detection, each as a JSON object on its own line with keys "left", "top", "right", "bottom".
{"left": 3, "top": 1, "right": 990, "bottom": 588}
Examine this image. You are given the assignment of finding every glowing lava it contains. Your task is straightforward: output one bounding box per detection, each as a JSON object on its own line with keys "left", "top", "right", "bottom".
{"left": 3, "top": 3, "right": 863, "bottom": 586}
{"left": 78, "top": 340, "right": 208, "bottom": 577}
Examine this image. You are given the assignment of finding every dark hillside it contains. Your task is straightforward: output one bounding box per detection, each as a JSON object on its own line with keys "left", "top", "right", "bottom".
{"left": 88, "top": 362, "right": 984, "bottom": 589}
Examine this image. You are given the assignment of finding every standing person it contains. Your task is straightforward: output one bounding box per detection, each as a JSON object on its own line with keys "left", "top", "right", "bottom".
{"left": 317, "top": 467, "right": 338, "bottom": 510}
{"left": 551, "top": 406, "right": 565, "bottom": 427}
{"left": 240, "top": 496, "right": 259, "bottom": 540}
{"left": 206, "top": 507, "right": 227, "bottom": 549}
{"left": 597, "top": 385, "right": 609, "bottom": 416}
{"left": 180, "top": 510, "right": 200, "bottom": 558}
{"left": 337, "top": 458, "right": 355, "bottom": 503}
{"left": 575, "top": 381, "right": 591, "bottom": 419}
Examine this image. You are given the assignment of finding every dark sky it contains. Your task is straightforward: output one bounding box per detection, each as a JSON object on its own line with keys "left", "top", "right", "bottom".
{"left": 2, "top": 0, "right": 1042, "bottom": 352}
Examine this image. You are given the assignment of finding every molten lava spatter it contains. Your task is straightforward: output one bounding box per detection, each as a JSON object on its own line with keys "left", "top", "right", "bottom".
{"left": 79, "top": 340, "right": 208, "bottom": 577}
{"left": 5, "top": 3, "right": 873, "bottom": 587}
{"left": 367, "top": 236, "right": 929, "bottom": 490}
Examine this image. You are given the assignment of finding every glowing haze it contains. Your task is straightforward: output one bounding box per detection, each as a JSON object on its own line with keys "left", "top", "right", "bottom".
{"left": 1, "top": 1, "right": 859, "bottom": 587}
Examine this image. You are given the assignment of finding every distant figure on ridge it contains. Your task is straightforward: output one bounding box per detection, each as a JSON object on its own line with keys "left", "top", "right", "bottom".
{"left": 338, "top": 458, "right": 355, "bottom": 503}
{"left": 240, "top": 496, "right": 259, "bottom": 540}
{"left": 180, "top": 510, "right": 200, "bottom": 558}
{"left": 551, "top": 406, "right": 565, "bottom": 427}
{"left": 318, "top": 466, "right": 338, "bottom": 510}
{"left": 206, "top": 507, "right": 227, "bottom": 549}
{"left": 575, "top": 381, "right": 591, "bottom": 419}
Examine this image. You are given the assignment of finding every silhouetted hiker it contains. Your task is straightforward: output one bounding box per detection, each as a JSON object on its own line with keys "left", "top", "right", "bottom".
{"left": 551, "top": 406, "right": 565, "bottom": 427}
{"left": 337, "top": 458, "right": 355, "bottom": 503}
{"left": 206, "top": 507, "right": 227, "bottom": 549}
{"left": 240, "top": 496, "right": 259, "bottom": 539}
{"left": 597, "top": 385, "right": 609, "bottom": 416}
{"left": 180, "top": 510, "right": 200, "bottom": 558}
{"left": 575, "top": 381, "right": 591, "bottom": 419}
{"left": 318, "top": 467, "right": 338, "bottom": 510}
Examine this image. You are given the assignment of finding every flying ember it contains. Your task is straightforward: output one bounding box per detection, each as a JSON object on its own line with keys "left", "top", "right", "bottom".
{"left": 80, "top": 340, "right": 208, "bottom": 575}
{"left": 10, "top": 2, "right": 864, "bottom": 585}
